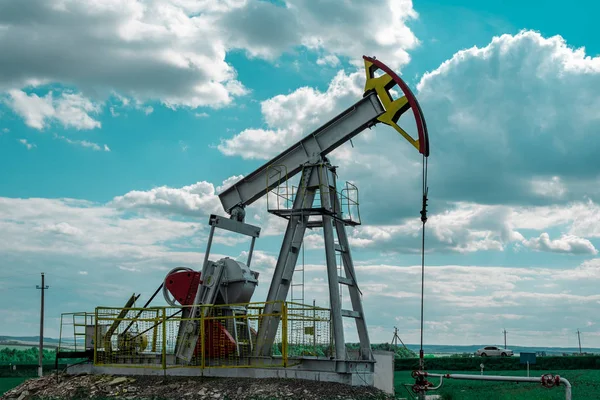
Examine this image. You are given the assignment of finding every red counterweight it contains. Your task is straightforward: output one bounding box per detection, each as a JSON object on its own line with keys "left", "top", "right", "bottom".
{"left": 165, "top": 269, "right": 202, "bottom": 306}
{"left": 164, "top": 269, "right": 237, "bottom": 358}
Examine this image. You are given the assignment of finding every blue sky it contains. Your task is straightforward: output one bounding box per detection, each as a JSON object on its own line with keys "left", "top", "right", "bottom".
{"left": 1, "top": 0, "right": 600, "bottom": 349}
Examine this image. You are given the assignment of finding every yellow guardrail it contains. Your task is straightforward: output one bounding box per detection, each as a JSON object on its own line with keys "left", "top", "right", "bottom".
{"left": 59, "top": 301, "right": 331, "bottom": 370}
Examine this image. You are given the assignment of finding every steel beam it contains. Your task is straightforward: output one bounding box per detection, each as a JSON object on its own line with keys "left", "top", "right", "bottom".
{"left": 218, "top": 92, "right": 384, "bottom": 214}
{"left": 332, "top": 193, "right": 372, "bottom": 360}
{"left": 254, "top": 167, "right": 316, "bottom": 356}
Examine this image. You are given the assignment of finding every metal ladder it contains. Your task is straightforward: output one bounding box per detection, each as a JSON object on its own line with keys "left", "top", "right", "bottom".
{"left": 231, "top": 307, "right": 253, "bottom": 357}
{"left": 290, "top": 243, "right": 305, "bottom": 306}
{"left": 72, "top": 313, "right": 92, "bottom": 351}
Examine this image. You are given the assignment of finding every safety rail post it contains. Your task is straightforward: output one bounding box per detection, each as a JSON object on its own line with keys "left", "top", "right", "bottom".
{"left": 94, "top": 308, "right": 98, "bottom": 365}
{"left": 58, "top": 314, "right": 65, "bottom": 353}
{"left": 313, "top": 300, "right": 317, "bottom": 352}
{"left": 72, "top": 314, "right": 77, "bottom": 351}
{"left": 282, "top": 301, "right": 288, "bottom": 367}
{"left": 201, "top": 306, "right": 206, "bottom": 369}
{"left": 152, "top": 309, "right": 159, "bottom": 352}
{"left": 162, "top": 308, "right": 167, "bottom": 370}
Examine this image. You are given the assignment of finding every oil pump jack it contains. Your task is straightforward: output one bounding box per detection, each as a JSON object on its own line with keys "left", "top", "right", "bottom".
{"left": 161, "top": 55, "right": 430, "bottom": 373}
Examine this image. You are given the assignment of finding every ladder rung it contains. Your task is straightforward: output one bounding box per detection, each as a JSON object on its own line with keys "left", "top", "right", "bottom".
{"left": 334, "top": 244, "right": 347, "bottom": 253}
{"left": 341, "top": 309, "right": 361, "bottom": 318}
{"left": 338, "top": 276, "right": 353, "bottom": 286}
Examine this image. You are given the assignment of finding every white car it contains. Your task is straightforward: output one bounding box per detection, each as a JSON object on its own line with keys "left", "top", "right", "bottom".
{"left": 474, "top": 346, "right": 514, "bottom": 357}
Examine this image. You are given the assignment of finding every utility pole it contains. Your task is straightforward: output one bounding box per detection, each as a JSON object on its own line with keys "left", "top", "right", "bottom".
{"left": 577, "top": 329, "right": 582, "bottom": 355}
{"left": 503, "top": 329, "right": 507, "bottom": 349}
{"left": 392, "top": 326, "right": 408, "bottom": 351}
{"left": 36, "top": 273, "right": 49, "bottom": 377}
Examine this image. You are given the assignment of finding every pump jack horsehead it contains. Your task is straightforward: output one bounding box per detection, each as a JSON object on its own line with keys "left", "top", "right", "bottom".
{"left": 163, "top": 55, "right": 430, "bottom": 368}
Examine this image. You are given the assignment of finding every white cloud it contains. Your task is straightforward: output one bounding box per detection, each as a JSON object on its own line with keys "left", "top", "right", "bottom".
{"left": 1, "top": 188, "right": 600, "bottom": 346}
{"left": 416, "top": 30, "right": 600, "bottom": 207}
{"left": 345, "top": 200, "right": 600, "bottom": 255}
{"left": 0, "top": 197, "right": 204, "bottom": 265}
{"left": 0, "top": 1, "right": 248, "bottom": 110}
{"left": 35, "top": 222, "right": 83, "bottom": 236}
{"left": 54, "top": 134, "right": 110, "bottom": 152}
{"left": 7, "top": 90, "right": 101, "bottom": 130}
{"left": 18, "top": 138, "right": 36, "bottom": 150}
{"left": 236, "top": 250, "right": 277, "bottom": 274}
{"left": 216, "top": 175, "right": 244, "bottom": 193}
{"left": 219, "top": 0, "right": 418, "bottom": 69}
{"left": 218, "top": 69, "right": 364, "bottom": 159}
{"left": 316, "top": 55, "right": 340, "bottom": 67}
{"left": 195, "top": 112, "right": 209, "bottom": 118}
{"left": 0, "top": 0, "right": 418, "bottom": 121}
{"left": 523, "top": 232, "right": 597, "bottom": 255}
{"left": 531, "top": 176, "right": 566, "bottom": 198}
{"left": 111, "top": 181, "right": 223, "bottom": 217}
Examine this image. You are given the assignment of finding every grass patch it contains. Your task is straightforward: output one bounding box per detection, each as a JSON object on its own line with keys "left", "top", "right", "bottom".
{"left": 395, "top": 369, "right": 600, "bottom": 399}
{"left": 0, "top": 377, "right": 29, "bottom": 395}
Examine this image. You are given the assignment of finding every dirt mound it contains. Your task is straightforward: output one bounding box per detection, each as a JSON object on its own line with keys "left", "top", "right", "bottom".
{"left": 1, "top": 373, "right": 393, "bottom": 400}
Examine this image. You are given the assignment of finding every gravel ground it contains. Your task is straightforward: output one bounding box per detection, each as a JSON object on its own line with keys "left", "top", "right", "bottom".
{"left": 1, "top": 373, "right": 394, "bottom": 400}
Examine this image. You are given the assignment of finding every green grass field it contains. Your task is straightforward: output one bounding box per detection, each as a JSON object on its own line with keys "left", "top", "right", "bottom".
{"left": 395, "top": 369, "right": 600, "bottom": 399}
{"left": 0, "top": 377, "right": 29, "bottom": 395}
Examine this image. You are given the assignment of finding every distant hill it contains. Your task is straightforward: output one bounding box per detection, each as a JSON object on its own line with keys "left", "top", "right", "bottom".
{"left": 0, "top": 336, "right": 598, "bottom": 355}
{"left": 400, "top": 344, "right": 600, "bottom": 355}
{"left": 0, "top": 336, "right": 61, "bottom": 344}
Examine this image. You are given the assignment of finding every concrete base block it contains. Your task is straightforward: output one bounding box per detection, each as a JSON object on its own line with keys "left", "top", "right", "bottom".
{"left": 68, "top": 358, "right": 377, "bottom": 387}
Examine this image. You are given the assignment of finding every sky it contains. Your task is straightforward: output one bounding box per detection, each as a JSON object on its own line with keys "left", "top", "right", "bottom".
{"left": 1, "top": 0, "right": 600, "bottom": 349}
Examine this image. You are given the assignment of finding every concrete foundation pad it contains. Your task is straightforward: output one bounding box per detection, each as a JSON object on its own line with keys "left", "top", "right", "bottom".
{"left": 68, "top": 358, "right": 376, "bottom": 388}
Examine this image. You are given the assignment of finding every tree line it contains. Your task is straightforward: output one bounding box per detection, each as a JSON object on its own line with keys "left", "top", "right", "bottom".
{"left": 0, "top": 347, "right": 55, "bottom": 364}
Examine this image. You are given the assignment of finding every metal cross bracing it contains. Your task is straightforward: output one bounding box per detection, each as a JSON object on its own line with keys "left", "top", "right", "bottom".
{"left": 254, "top": 158, "right": 372, "bottom": 367}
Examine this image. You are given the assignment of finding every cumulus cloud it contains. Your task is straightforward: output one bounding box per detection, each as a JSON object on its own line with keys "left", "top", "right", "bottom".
{"left": 7, "top": 90, "right": 101, "bottom": 130}
{"left": 218, "top": 69, "right": 365, "bottom": 159}
{"left": 0, "top": 0, "right": 247, "bottom": 110}
{"left": 111, "top": 181, "right": 223, "bottom": 217}
{"left": 522, "top": 233, "right": 597, "bottom": 255}
{"left": 218, "top": 0, "right": 419, "bottom": 68}
{"left": 0, "top": 197, "right": 211, "bottom": 275}
{"left": 417, "top": 30, "right": 600, "bottom": 206}
{"left": 343, "top": 261, "right": 600, "bottom": 345}
{"left": 346, "top": 200, "right": 600, "bottom": 255}
{"left": 1, "top": 187, "right": 600, "bottom": 345}
{"left": 0, "top": 0, "right": 419, "bottom": 130}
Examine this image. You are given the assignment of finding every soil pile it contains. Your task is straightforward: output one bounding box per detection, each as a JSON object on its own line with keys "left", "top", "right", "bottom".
{"left": 1, "top": 373, "right": 394, "bottom": 400}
